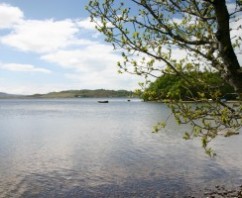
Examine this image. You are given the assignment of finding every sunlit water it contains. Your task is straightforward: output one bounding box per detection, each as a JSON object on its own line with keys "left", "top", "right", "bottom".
{"left": 0, "top": 99, "right": 242, "bottom": 197}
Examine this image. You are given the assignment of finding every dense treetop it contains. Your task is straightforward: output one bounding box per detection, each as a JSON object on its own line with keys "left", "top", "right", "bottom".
{"left": 141, "top": 72, "right": 234, "bottom": 101}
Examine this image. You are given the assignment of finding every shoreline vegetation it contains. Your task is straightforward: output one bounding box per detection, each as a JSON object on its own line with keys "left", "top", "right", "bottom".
{"left": 0, "top": 89, "right": 134, "bottom": 99}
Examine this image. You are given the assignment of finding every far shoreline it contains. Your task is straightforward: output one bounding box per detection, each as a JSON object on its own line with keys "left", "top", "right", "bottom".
{"left": 0, "top": 89, "right": 136, "bottom": 99}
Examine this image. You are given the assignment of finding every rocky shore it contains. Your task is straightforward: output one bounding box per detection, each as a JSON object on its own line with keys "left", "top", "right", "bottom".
{"left": 202, "top": 185, "right": 242, "bottom": 198}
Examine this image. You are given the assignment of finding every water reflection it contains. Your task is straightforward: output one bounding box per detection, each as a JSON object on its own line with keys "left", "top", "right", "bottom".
{"left": 0, "top": 99, "right": 242, "bottom": 197}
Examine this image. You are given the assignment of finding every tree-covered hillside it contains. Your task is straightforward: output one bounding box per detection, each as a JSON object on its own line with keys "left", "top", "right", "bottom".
{"left": 29, "top": 89, "right": 133, "bottom": 98}
{"left": 141, "top": 72, "right": 234, "bottom": 101}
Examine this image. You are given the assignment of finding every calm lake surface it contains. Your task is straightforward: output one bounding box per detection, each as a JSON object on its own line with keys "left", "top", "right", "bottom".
{"left": 0, "top": 99, "right": 242, "bottom": 197}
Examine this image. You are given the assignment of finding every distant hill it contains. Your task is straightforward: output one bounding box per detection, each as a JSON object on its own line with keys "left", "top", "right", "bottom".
{"left": 0, "top": 92, "right": 8, "bottom": 97}
{"left": 28, "top": 89, "right": 134, "bottom": 98}
{"left": 0, "top": 92, "right": 24, "bottom": 99}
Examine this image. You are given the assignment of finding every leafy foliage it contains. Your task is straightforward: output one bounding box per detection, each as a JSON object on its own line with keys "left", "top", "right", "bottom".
{"left": 141, "top": 72, "right": 234, "bottom": 101}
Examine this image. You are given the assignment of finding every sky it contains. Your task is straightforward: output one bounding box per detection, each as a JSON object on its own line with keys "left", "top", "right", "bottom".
{"left": 0, "top": 0, "right": 143, "bottom": 94}
{"left": 0, "top": 1, "right": 241, "bottom": 95}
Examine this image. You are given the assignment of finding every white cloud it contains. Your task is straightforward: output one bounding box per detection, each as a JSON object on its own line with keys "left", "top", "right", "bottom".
{"left": 41, "top": 43, "right": 143, "bottom": 90}
{"left": 227, "top": 2, "right": 237, "bottom": 14}
{"left": 0, "top": 82, "right": 79, "bottom": 95}
{"left": 0, "top": 14, "right": 106, "bottom": 54}
{"left": 77, "top": 17, "right": 97, "bottom": 30}
{"left": 1, "top": 19, "right": 80, "bottom": 53}
{"left": 0, "top": 63, "right": 51, "bottom": 73}
{"left": 230, "top": 15, "right": 242, "bottom": 62}
{"left": 0, "top": 76, "right": 76, "bottom": 94}
{"left": 41, "top": 43, "right": 119, "bottom": 72}
{"left": 65, "top": 72, "right": 142, "bottom": 90}
{"left": 0, "top": 3, "right": 23, "bottom": 29}
{"left": 77, "top": 17, "right": 113, "bottom": 31}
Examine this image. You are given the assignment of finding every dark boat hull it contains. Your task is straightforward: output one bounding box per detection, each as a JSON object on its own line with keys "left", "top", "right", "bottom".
{"left": 98, "top": 101, "right": 109, "bottom": 103}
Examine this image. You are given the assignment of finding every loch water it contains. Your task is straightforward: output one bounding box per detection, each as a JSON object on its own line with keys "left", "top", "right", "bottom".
{"left": 0, "top": 99, "right": 242, "bottom": 197}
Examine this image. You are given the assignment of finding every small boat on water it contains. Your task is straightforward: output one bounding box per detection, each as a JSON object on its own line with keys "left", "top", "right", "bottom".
{"left": 98, "top": 100, "right": 109, "bottom": 103}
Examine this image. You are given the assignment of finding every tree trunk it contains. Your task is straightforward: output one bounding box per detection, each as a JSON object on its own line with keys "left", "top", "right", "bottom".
{"left": 213, "top": 0, "right": 242, "bottom": 93}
